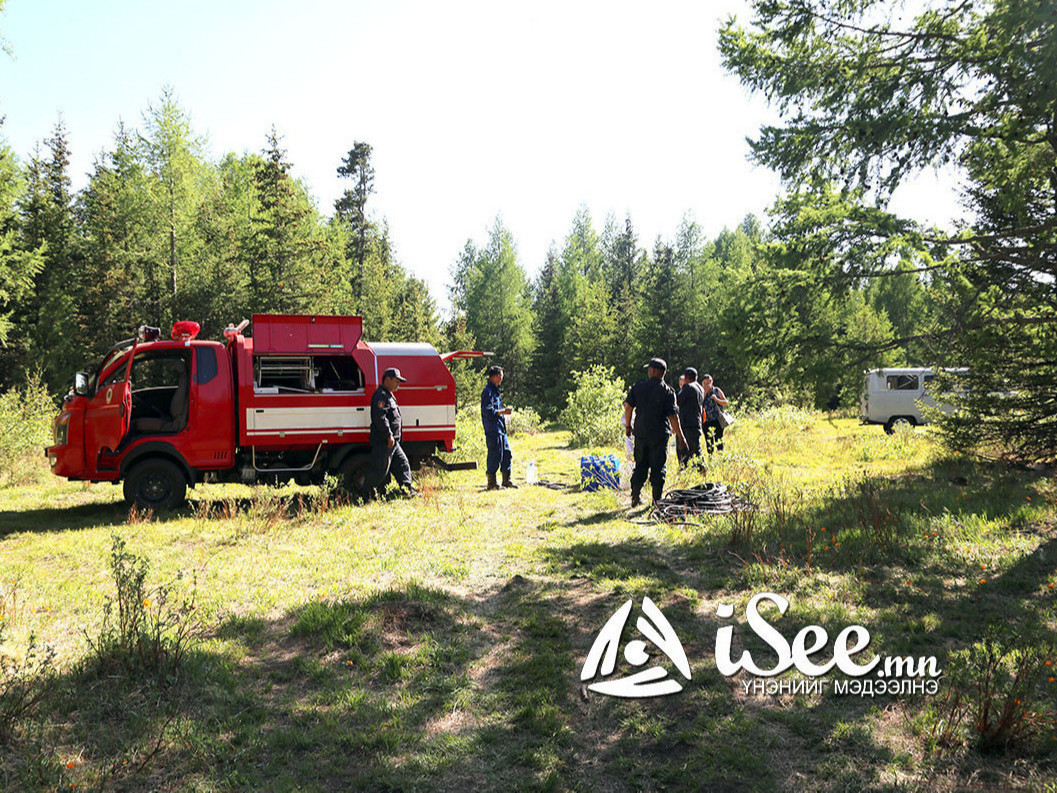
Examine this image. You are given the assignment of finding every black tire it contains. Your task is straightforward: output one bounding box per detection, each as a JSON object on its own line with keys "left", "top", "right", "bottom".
{"left": 883, "top": 416, "right": 916, "bottom": 435}
{"left": 123, "top": 458, "right": 187, "bottom": 511}
{"left": 338, "top": 453, "right": 374, "bottom": 499}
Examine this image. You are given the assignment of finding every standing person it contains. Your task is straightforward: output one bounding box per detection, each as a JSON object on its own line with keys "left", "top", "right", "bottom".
{"left": 367, "top": 367, "right": 416, "bottom": 497}
{"left": 624, "top": 358, "right": 687, "bottom": 507}
{"left": 481, "top": 365, "right": 517, "bottom": 490}
{"left": 701, "top": 373, "right": 729, "bottom": 455}
{"left": 677, "top": 367, "right": 705, "bottom": 465}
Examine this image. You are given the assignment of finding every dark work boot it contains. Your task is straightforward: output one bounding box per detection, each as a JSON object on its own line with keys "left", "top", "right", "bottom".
{"left": 652, "top": 484, "right": 665, "bottom": 503}
{"left": 487, "top": 474, "right": 500, "bottom": 491}
{"left": 631, "top": 489, "right": 642, "bottom": 508}
{"left": 502, "top": 471, "right": 518, "bottom": 489}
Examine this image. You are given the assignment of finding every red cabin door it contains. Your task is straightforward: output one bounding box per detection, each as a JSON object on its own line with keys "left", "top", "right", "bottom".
{"left": 85, "top": 353, "right": 133, "bottom": 471}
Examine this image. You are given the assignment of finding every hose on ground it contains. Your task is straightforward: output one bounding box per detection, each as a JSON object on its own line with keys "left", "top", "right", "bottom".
{"left": 650, "top": 483, "right": 754, "bottom": 522}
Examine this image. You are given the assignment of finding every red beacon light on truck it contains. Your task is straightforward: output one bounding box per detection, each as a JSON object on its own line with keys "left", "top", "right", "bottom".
{"left": 171, "top": 321, "right": 201, "bottom": 341}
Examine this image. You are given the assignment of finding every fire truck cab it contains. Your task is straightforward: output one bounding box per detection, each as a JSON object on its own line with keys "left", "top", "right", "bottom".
{"left": 46, "top": 314, "right": 467, "bottom": 510}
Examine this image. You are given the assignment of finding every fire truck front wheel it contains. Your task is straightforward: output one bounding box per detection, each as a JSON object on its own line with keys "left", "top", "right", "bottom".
{"left": 123, "top": 458, "right": 187, "bottom": 511}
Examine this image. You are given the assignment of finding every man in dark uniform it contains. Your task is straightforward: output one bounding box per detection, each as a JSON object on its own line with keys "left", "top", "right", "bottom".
{"left": 367, "top": 367, "right": 416, "bottom": 497}
{"left": 624, "top": 358, "right": 687, "bottom": 507}
{"left": 676, "top": 367, "right": 705, "bottom": 466}
{"left": 481, "top": 365, "right": 516, "bottom": 490}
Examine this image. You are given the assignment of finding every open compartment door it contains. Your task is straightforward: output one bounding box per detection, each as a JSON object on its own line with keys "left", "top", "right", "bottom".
{"left": 440, "top": 350, "right": 494, "bottom": 363}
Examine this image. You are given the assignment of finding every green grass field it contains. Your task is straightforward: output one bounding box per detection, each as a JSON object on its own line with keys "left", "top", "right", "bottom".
{"left": 1, "top": 413, "right": 1056, "bottom": 791}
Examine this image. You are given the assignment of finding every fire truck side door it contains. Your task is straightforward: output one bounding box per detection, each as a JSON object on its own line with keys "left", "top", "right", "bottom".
{"left": 85, "top": 352, "right": 133, "bottom": 468}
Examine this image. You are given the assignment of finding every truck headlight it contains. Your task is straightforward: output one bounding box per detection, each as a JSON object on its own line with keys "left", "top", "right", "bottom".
{"left": 54, "top": 413, "right": 70, "bottom": 446}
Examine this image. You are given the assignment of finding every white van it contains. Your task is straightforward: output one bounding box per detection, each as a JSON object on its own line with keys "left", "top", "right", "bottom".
{"left": 860, "top": 367, "right": 959, "bottom": 433}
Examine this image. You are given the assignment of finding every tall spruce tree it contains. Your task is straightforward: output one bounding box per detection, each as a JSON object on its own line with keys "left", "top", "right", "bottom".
{"left": 248, "top": 127, "right": 324, "bottom": 314}
{"left": 0, "top": 135, "right": 44, "bottom": 384}
{"left": 139, "top": 89, "right": 209, "bottom": 326}
{"left": 16, "top": 122, "right": 82, "bottom": 388}
{"left": 600, "top": 215, "right": 644, "bottom": 384}
{"left": 556, "top": 207, "right": 617, "bottom": 376}
{"left": 334, "top": 142, "right": 374, "bottom": 303}
{"left": 449, "top": 218, "right": 535, "bottom": 400}
{"left": 80, "top": 124, "right": 158, "bottom": 345}
{"left": 529, "top": 247, "right": 566, "bottom": 414}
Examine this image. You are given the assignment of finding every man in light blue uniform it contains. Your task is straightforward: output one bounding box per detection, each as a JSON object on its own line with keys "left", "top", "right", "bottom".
{"left": 481, "top": 365, "right": 516, "bottom": 490}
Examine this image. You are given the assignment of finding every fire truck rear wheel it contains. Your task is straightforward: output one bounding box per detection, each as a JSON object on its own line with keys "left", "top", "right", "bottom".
{"left": 339, "top": 454, "right": 373, "bottom": 499}
{"left": 123, "top": 458, "right": 187, "bottom": 511}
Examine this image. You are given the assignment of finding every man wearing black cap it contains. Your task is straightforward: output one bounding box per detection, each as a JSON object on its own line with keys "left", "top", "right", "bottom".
{"left": 367, "top": 367, "right": 415, "bottom": 497}
{"left": 677, "top": 367, "right": 705, "bottom": 466}
{"left": 624, "top": 358, "right": 687, "bottom": 507}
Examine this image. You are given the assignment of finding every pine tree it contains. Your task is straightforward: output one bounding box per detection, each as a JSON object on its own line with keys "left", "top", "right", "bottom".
{"left": 248, "top": 127, "right": 325, "bottom": 313}
{"left": 0, "top": 135, "right": 44, "bottom": 385}
{"left": 442, "top": 314, "right": 478, "bottom": 410}
{"left": 14, "top": 121, "right": 83, "bottom": 389}
{"left": 528, "top": 248, "right": 565, "bottom": 415}
{"left": 334, "top": 142, "right": 374, "bottom": 303}
{"left": 80, "top": 123, "right": 158, "bottom": 344}
{"left": 139, "top": 89, "right": 210, "bottom": 326}
{"left": 600, "top": 215, "right": 644, "bottom": 384}
{"left": 449, "top": 218, "right": 535, "bottom": 400}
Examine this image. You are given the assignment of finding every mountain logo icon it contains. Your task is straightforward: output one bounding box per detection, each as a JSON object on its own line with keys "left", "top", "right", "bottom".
{"left": 580, "top": 597, "right": 692, "bottom": 698}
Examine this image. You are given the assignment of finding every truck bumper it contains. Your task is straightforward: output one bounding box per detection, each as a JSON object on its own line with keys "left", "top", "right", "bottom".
{"left": 44, "top": 443, "right": 90, "bottom": 480}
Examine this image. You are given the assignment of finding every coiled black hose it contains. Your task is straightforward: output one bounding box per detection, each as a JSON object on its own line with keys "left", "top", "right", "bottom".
{"left": 650, "top": 483, "right": 754, "bottom": 522}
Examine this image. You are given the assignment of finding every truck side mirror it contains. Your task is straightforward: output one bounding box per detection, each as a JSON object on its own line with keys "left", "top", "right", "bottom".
{"left": 74, "top": 372, "right": 90, "bottom": 397}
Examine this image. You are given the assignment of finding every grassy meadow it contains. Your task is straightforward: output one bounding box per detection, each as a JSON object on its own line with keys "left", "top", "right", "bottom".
{"left": 1, "top": 410, "right": 1056, "bottom": 791}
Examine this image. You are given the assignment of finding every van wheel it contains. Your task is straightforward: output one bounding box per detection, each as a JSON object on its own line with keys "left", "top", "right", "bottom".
{"left": 883, "top": 416, "right": 915, "bottom": 435}
{"left": 123, "top": 458, "right": 187, "bottom": 511}
{"left": 339, "top": 454, "right": 374, "bottom": 500}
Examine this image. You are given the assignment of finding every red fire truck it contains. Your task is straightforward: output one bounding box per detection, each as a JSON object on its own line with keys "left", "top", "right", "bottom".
{"left": 45, "top": 314, "right": 480, "bottom": 510}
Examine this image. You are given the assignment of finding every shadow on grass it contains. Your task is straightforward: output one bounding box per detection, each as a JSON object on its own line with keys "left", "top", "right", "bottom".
{"left": 0, "top": 492, "right": 359, "bottom": 537}
{"left": 562, "top": 507, "right": 625, "bottom": 528}
{"left": 778, "top": 458, "right": 1057, "bottom": 645}
{"left": 4, "top": 457, "right": 1054, "bottom": 791}
{"left": 541, "top": 537, "right": 694, "bottom": 594}
{"left": 0, "top": 501, "right": 129, "bottom": 536}
{"left": 0, "top": 574, "right": 918, "bottom": 793}
{"left": 2, "top": 581, "right": 579, "bottom": 791}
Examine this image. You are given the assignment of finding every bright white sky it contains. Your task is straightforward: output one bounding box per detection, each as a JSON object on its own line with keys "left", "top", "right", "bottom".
{"left": 0, "top": 0, "right": 962, "bottom": 310}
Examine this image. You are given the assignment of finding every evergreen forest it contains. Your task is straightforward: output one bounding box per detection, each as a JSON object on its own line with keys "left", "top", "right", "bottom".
{"left": 0, "top": 97, "right": 935, "bottom": 411}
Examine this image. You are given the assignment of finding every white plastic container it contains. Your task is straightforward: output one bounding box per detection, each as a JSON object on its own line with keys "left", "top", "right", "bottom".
{"left": 525, "top": 460, "right": 538, "bottom": 485}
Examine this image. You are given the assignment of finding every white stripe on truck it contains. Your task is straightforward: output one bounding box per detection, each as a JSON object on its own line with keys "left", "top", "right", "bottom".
{"left": 245, "top": 404, "right": 454, "bottom": 434}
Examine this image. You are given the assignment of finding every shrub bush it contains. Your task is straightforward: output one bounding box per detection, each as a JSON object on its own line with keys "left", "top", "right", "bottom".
{"left": 445, "top": 404, "right": 486, "bottom": 464}
{"left": 560, "top": 365, "right": 627, "bottom": 448}
{"left": 0, "top": 372, "right": 56, "bottom": 486}
{"left": 937, "top": 628, "right": 1057, "bottom": 752}
{"left": 507, "top": 406, "right": 543, "bottom": 436}
{"left": 85, "top": 535, "right": 204, "bottom": 682}
{"left": 0, "top": 623, "right": 55, "bottom": 743}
